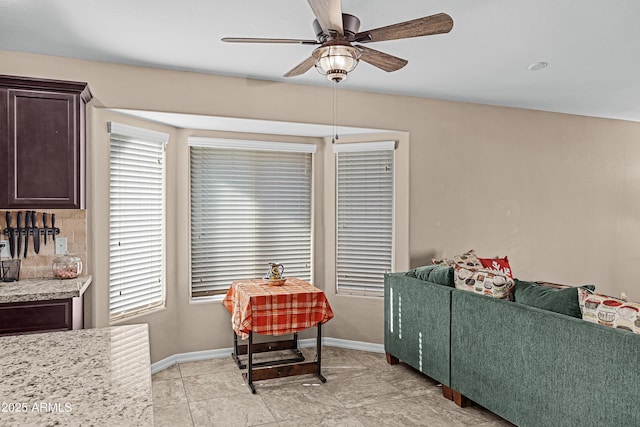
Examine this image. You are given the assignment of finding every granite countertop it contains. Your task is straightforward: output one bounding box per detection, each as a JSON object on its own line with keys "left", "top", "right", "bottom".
{"left": 0, "top": 324, "right": 153, "bottom": 426}
{"left": 0, "top": 275, "right": 92, "bottom": 304}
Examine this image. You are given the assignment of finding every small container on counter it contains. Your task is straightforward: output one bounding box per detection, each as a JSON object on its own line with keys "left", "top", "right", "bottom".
{"left": 52, "top": 253, "right": 82, "bottom": 279}
{"left": 1, "top": 259, "right": 21, "bottom": 282}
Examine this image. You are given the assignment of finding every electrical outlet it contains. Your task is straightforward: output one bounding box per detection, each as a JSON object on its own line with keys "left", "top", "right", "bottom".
{"left": 55, "top": 237, "right": 67, "bottom": 255}
{"left": 0, "top": 240, "right": 9, "bottom": 258}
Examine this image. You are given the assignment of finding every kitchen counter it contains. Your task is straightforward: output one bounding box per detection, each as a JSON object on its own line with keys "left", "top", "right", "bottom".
{"left": 0, "top": 324, "right": 153, "bottom": 426}
{"left": 0, "top": 275, "right": 92, "bottom": 304}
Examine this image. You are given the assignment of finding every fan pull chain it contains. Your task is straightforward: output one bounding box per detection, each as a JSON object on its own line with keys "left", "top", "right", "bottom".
{"left": 332, "top": 81, "right": 339, "bottom": 144}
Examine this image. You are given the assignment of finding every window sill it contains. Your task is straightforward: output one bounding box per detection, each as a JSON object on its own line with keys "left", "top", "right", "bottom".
{"left": 189, "top": 294, "right": 225, "bottom": 305}
{"left": 110, "top": 303, "right": 166, "bottom": 324}
{"left": 335, "top": 290, "right": 384, "bottom": 299}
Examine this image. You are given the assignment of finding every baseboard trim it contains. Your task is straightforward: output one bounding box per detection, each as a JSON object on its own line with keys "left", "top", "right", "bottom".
{"left": 314, "top": 337, "right": 384, "bottom": 354}
{"left": 151, "top": 347, "right": 232, "bottom": 374}
{"left": 151, "top": 337, "right": 384, "bottom": 374}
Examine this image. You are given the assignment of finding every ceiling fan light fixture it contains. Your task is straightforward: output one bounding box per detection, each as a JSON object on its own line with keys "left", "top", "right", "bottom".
{"left": 314, "top": 45, "right": 361, "bottom": 82}
{"left": 222, "top": 3, "right": 454, "bottom": 82}
{"left": 528, "top": 61, "right": 549, "bottom": 71}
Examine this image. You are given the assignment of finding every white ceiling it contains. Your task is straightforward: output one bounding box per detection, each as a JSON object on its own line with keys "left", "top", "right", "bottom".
{"left": 2, "top": 0, "right": 640, "bottom": 123}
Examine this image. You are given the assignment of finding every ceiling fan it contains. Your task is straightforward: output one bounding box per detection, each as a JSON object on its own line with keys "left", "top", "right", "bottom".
{"left": 222, "top": 0, "right": 453, "bottom": 83}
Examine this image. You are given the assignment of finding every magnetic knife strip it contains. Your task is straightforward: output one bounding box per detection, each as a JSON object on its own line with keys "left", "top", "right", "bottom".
{"left": 2, "top": 211, "right": 60, "bottom": 258}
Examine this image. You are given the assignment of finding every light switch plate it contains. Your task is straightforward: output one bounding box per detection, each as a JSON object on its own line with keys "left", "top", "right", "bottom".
{"left": 0, "top": 240, "right": 9, "bottom": 258}
{"left": 55, "top": 237, "right": 67, "bottom": 255}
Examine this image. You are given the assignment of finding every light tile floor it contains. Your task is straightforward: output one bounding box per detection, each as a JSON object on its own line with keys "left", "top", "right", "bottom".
{"left": 152, "top": 346, "right": 514, "bottom": 427}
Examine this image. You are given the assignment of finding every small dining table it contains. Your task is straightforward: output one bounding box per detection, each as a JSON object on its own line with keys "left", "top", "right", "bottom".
{"left": 222, "top": 278, "right": 334, "bottom": 393}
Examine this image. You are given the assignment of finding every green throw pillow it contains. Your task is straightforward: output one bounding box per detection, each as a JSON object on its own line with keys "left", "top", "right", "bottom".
{"left": 513, "top": 279, "right": 595, "bottom": 318}
{"left": 407, "top": 265, "right": 454, "bottom": 287}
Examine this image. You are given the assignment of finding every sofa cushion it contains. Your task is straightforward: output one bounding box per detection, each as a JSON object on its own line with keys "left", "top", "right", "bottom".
{"left": 514, "top": 280, "right": 595, "bottom": 318}
{"left": 407, "top": 265, "right": 454, "bottom": 287}
{"left": 433, "top": 249, "right": 483, "bottom": 268}
{"left": 453, "top": 265, "right": 513, "bottom": 299}
{"left": 578, "top": 288, "right": 640, "bottom": 333}
{"left": 478, "top": 256, "right": 513, "bottom": 278}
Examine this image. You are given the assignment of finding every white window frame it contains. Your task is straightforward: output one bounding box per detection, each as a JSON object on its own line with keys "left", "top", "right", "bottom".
{"left": 188, "top": 137, "right": 316, "bottom": 301}
{"left": 108, "top": 122, "right": 168, "bottom": 321}
{"left": 334, "top": 140, "right": 396, "bottom": 296}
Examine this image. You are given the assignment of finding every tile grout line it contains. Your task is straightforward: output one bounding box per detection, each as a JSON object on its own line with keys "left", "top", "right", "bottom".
{"left": 178, "top": 363, "right": 196, "bottom": 427}
{"left": 258, "top": 390, "right": 280, "bottom": 426}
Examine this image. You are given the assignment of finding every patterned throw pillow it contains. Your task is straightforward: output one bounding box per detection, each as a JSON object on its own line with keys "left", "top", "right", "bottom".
{"left": 453, "top": 264, "right": 514, "bottom": 299}
{"left": 433, "top": 249, "right": 483, "bottom": 268}
{"left": 578, "top": 288, "right": 640, "bottom": 334}
{"left": 479, "top": 256, "right": 513, "bottom": 278}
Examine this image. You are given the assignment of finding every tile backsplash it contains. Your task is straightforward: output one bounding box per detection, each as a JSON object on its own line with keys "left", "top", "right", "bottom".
{"left": 2, "top": 209, "right": 87, "bottom": 280}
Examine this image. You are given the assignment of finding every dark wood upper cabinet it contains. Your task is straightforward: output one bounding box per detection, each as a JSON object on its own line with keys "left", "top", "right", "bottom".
{"left": 0, "top": 75, "right": 92, "bottom": 209}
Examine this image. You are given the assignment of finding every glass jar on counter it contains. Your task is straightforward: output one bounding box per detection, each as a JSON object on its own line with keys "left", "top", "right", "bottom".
{"left": 52, "top": 253, "right": 83, "bottom": 279}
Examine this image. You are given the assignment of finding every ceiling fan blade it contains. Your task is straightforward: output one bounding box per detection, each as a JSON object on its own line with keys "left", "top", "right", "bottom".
{"left": 222, "top": 37, "right": 319, "bottom": 45}
{"left": 307, "top": 0, "right": 343, "bottom": 35}
{"left": 356, "top": 45, "right": 408, "bottom": 72}
{"left": 284, "top": 56, "right": 317, "bottom": 77}
{"left": 355, "top": 13, "right": 453, "bottom": 43}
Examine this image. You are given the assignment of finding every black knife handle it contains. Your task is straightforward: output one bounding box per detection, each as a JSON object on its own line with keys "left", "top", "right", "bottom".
{"left": 16, "top": 211, "right": 22, "bottom": 259}
{"left": 43, "top": 212, "right": 48, "bottom": 244}
{"left": 32, "top": 211, "right": 40, "bottom": 254}
{"left": 52, "top": 213, "right": 56, "bottom": 242}
{"left": 6, "top": 211, "right": 14, "bottom": 259}
{"left": 24, "top": 211, "right": 30, "bottom": 258}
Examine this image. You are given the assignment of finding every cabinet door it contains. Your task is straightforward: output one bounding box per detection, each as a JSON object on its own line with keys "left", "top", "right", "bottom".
{"left": 0, "top": 298, "right": 72, "bottom": 336}
{"left": 2, "top": 89, "right": 83, "bottom": 208}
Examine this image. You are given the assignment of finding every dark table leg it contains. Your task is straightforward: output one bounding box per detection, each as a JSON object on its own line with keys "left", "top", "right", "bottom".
{"left": 316, "top": 322, "right": 326, "bottom": 382}
{"left": 232, "top": 331, "right": 246, "bottom": 369}
{"left": 246, "top": 330, "right": 256, "bottom": 393}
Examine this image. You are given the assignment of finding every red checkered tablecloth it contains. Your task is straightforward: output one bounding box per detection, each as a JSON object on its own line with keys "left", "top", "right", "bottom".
{"left": 222, "top": 278, "right": 334, "bottom": 339}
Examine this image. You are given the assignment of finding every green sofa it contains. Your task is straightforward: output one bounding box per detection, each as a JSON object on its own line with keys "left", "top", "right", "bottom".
{"left": 384, "top": 273, "right": 453, "bottom": 386}
{"left": 384, "top": 271, "right": 640, "bottom": 427}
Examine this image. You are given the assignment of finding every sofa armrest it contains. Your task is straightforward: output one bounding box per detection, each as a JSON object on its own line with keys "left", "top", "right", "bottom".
{"left": 384, "top": 272, "right": 453, "bottom": 386}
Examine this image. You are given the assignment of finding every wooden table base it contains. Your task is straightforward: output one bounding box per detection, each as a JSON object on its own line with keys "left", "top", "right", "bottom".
{"left": 232, "top": 322, "right": 326, "bottom": 393}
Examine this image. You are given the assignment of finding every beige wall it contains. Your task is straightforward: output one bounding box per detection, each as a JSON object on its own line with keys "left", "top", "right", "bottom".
{"left": 3, "top": 50, "right": 640, "bottom": 362}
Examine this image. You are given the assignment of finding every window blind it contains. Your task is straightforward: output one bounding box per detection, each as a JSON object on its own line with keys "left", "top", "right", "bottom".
{"left": 335, "top": 142, "right": 394, "bottom": 294}
{"left": 108, "top": 122, "right": 167, "bottom": 320}
{"left": 189, "top": 140, "right": 313, "bottom": 298}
